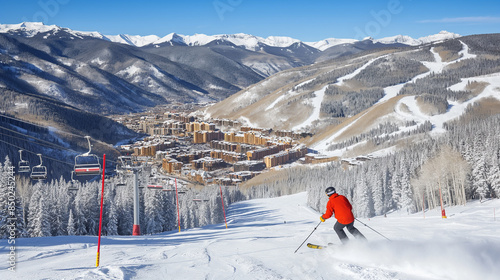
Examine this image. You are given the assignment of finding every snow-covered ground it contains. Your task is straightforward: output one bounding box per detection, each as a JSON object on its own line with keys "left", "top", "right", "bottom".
{"left": 2, "top": 192, "right": 499, "bottom": 280}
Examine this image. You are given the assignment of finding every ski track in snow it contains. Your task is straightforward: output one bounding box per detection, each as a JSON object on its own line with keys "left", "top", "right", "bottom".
{"left": 378, "top": 41, "right": 475, "bottom": 105}
{"left": 2, "top": 192, "right": 500, "bottom": 280}
{"left": 292, "top": 85, "right": 328, "bottom": 131}
{"left": 391, "top": 41, "right": 496, "bottom": 133}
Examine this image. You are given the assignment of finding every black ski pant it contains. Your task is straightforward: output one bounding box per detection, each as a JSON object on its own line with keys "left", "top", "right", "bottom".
{"left": 334, "top": 221, "right": 366, "bottom": 244}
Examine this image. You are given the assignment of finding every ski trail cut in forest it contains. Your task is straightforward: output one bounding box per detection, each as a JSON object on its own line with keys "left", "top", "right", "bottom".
{"left": 293, "top": 55, "right": 389, "bottom": 133}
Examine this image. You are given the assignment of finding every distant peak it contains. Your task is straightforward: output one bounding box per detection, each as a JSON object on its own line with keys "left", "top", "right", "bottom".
{"left": 20, "top": 22, "right": 45, "bottom": 27}
{"left": 0, "top": 22, "right": 62, "bottom": 37}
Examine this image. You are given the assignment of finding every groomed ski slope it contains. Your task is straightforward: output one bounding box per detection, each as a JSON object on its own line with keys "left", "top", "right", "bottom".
{"left": 2, "top": 192, "right": 500, "bottom": 280}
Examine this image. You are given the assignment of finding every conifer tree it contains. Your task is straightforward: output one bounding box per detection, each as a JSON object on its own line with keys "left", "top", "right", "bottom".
{"left": 67, "top": 209, "right": 76, "bottom": 236}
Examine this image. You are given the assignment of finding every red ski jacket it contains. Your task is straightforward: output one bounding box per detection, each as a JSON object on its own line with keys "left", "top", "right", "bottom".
{"left": 322, "top": 193, "right": 355, "bottom": 225}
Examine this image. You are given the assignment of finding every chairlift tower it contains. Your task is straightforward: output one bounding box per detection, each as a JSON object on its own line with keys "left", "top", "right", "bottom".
{"left": 132, "top": 168, "right": 140, "bottom": 236}
{"left": 117, "top": 156, "right": 142, "bottom": 236}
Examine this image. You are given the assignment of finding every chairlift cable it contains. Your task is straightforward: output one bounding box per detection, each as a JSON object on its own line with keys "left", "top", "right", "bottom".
{"left": 0, "top": 113, "right": 89, "bottom": 139}
{"left": 0, "top": 138, "right": 74, "bottom": 167}
{"left": 0, "top": 126, "right": 117, "bottom": 164}
{"left": 0, "top": 113, "right": 120, "bottom": 163}
{"left": 0, "top": 128, "right": 74, "bottom": 152}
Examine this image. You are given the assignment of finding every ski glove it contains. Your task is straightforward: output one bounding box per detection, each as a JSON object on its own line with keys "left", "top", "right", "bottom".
{"left": 320, "top": 216, "right": 325, "bottom": 222}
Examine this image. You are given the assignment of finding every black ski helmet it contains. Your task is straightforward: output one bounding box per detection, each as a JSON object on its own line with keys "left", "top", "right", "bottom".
{"left": 325, "top": 187, "right": 336, "bottom": 196}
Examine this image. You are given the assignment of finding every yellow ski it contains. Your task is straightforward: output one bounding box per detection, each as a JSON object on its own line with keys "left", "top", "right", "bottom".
{"left": 307, "top": 243, "right": 326, "bottom": 249}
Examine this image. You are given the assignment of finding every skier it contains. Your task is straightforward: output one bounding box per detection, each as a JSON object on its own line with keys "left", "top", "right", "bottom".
{"left": 320, "top": 187, "right": 366, "bottom": 244}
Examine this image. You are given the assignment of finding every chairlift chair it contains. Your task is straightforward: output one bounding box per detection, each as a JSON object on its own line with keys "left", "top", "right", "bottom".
{"left": 74, "top": 136, "right": 101, "bottom": 176}
{"left": 147, "top": 184, "right": 164, "bottom": 190}
{"left": 115, "top": 170, "right": 127, "bottom": 187}
{"left": 18, "top": 150, "right": 30, "bottom": 173}
{"left": 117, "top": 156, "right": 133, "bottom": 170}
{"left": 68, "top": 171, "right": 79, "bottom": 191}
{"left": 147, "top": 175, "right": 163, "bottom": 190}
{"left": 30, "top": 154, "right": 47, "bottom": 180}
{"left": 116, "top": 181, "right": 127, "bottom": 187}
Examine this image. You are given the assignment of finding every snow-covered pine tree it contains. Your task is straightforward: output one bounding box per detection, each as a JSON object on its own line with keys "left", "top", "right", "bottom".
{"left": 370, "top": 165, "right": 385, "bottom": 216}
{"left": 487, "top": 147, "right": 500, "bottom": 198}
{"left": 106, "top": 203, "right": 118, "bottom": 236}
{"left": 49, "top": 177, "right": 70, "bottom": 236}
{"left": 389, "top": 159, "right": 402, "bottom": 210}
{"left": 471, "top": 133, "right": 490, "bottom": 199}
{"left": 67, "top": 209, "right": 76, "bottom": 235}
{"left": 472, "top": 158, "right": 489, "bottom": 199}
{"left": 353, "top": 168, "right": 373, "bottom": 217}
{"left": 27, "top": 183, "right": 51, "bottom": 237}
{"left": 115, "top": 183, "right": 133, "bottom": 235}
{"left": 144, "top": 188, "right": 165, "bottom": 234}
{"left": 399, "top": 155, "right": 415, "bottom": 214}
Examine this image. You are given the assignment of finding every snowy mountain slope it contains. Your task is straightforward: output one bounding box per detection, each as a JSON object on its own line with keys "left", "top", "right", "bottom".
{"left": 142, "top": 43, "right": 296, "bottom": 79}
{"left": 153, "top": 33, "right": 302, "bottom": 50}
{"left": 415, "top": 30, "right": 462, "bottom": 45}
{"left": 203, "top": 50, "right": 397, "bottom": 130}
{"left": 2, "top": 192, "right": 499, "bottom": 280}
{"left": 0, "top": 22, "right": 463, "bottom": 97}
{"left": 374, "top": 31, "right": 460, "bottom": 46}
{"left": 105, "top": 34, "right": 161, "bottom": 47}
{"left": 305, "top": 38, "right": 358, "bottom": 51}
{"left": 0, "top": 22, "right": 106, "bottom": 40}
{"left": 0, "top": 22, "right": 159, "bottom": 47}
{"left": 0, "top": 34, "right": 166, "bottom": 114}
{"left": 0, "top": 29, "right": 263, "bottom": 111}
{"left": 310, "top": 42, "right": 483, "bottom": 152}
{"left": 203, "top": 34, "right": 500, "bottom": 158}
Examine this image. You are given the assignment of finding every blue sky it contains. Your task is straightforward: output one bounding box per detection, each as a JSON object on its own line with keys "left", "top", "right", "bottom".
{"left": 1, "top": 0, "right": 499, "bottom": 41}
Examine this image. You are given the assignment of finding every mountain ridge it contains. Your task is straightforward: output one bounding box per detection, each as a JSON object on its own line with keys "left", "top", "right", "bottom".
{"left": 0, "top": 22, "right": 461, "bottom": 50}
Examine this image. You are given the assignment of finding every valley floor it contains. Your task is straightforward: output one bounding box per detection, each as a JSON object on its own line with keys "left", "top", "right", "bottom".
{"left": 1, "top": 193, "right": 500, "bottom": 280}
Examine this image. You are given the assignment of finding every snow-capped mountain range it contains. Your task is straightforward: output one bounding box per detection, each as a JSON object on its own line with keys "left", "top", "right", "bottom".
{"left": 0, "top": 22, "right": 460, "bottom": 50}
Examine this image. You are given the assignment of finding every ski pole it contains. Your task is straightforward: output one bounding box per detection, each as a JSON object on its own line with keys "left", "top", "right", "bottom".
{"left": 355, "top": 218, "right": 391, "bottom": 241}
{"left": 294, "top": 221, "right": 322, "bottom": 253}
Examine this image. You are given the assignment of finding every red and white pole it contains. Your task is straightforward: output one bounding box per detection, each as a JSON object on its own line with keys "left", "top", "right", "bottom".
{"left": 96, "top": 154, "right": 106, "bottom": 267}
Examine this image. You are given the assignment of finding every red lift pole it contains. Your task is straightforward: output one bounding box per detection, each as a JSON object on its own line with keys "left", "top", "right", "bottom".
{"left": 132, "top": 169, "right": 140, "bottom": 236}
{"left": 96, "top": 154, "right": 106, "bottom": 267}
